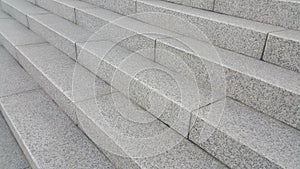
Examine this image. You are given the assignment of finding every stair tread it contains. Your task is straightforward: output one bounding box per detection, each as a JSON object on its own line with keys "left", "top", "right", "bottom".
{"left": 28, "top": 13, "right": 93, "bottom": 43}
{"left": 0, "top": 16, "right": 228, "bottom": 169}
{"left": 0, "top": 89, "right": 116, "bottom": 169}
{"left": 0, "top": 18, "right": 45, "bottom": 47}
{"left": 138, "top": 0, "right": 282, "bottom": 33}
{"left": 2, "top": 0, "right": 47, "bottom": 15}
{"left": 76, "top": 92, "right": 228, "bottom": 169}
{"left": 0, "top": 45, "right": 40, "bottom": 98}
{"left": 0, "top": 47, "right": 30, "bottom": 169}
{"left": 158, "top": 35, "right": 300, "bottom": 96}
{"left": 35, "top": 0, "right": 95, "bottom": 22}
{"left": 0, "top": 113, "right": 29, "bottom": 169}
{"left": 190, "top": 98, "right": 300, "bottom": 169}
{"left": 0, "top": 44, "right": 115, "bottom": 169}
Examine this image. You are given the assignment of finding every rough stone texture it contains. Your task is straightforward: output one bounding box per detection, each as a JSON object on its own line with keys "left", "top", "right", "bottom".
{"left": 0, "top": 89, "right": 115, "bottom": 169}
{"left": 0, "top": 46, "right": 40, "bottom": 97}
{"left": 136, "top": 0, "right": 284, "bottom": 58}
{"left": 1, "top": 0, "right": 48, "bottom": 27}
{"left": 81, "top": 0, "right": 136, "bottom": 15}
{"left": 156, "top": 35, "right": 300, "bottom": 130}
{"left": 16, "top": 43, "right": 113, "bottom": 124}
{"left": 189, "top": 98, "right": 300, "bottom": 169}
{"left": 214, "top": 0, "right": 300, "bottom": 30}
{"left": 76, "top": 92, "right": 228, "bottom": 169}
{"left": 75, "top": 7, "right": 121, "bottom": 32}
{"left": 35, "top": 0, "right": 95, "bottom": 23}
{"left": 190, "top": 0, "right": 214, "bottom": 10}
{"left": 263, "top": 30, "right": 300, "bottom": 73}
{"left": 0, "top": 18, "right": 45, "bottom": 59}
{"left": 0, "top": 113, "right": 29, "bottom": 169}
{"left": 161, "top": 0, "right": 190, "bottom": 6}
{"left": 77, "top": 40, "right": 221, "bottom": 136}
{"left": 27, "top": 13, "right": 93, "bottom": 60}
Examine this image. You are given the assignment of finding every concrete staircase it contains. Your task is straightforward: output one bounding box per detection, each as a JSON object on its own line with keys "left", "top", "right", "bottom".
{"left": 0, "top": 0, "right": 299, "bottom": 168}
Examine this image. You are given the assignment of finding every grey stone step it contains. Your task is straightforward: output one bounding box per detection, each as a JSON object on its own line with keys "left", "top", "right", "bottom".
{"left": 0, "top": 46, "right": 30, "bottom": 169}
{"left": 75, "top": 92, "right": 228, "bottom": 169}
{"left": 8, "top": 0, "right": 300, "bottom": 77}
{"left": 26, "top": 13, "right": 94, "bottom": 60}
{"left": 214, "top": 0, "right": 300, "bottom": 31}
{"left": 156, "top": 36, "right": 300, "bottom": 131}
{"left": 1, "top": 1, "right": 218, "bottom": 137}
{"left": 0, "top": 112, "right": 29, "bottom": 169}
{"left": 76, "top": 40, "right": 224, "bottom": 136}
{"left": 189, "top": 98, "right": 300, "bottom": 169}
{"left": 136, "top": 0, "right": 284, "bottom": 59}
{"left": 1, "top": 0, "right": 47, "bottom": 27}
{"left": 0, "top": 44, "right": 115, "bottom": 169}
{"left": 263, "top": 30, "right": 300, "bottom": 73}
{"left": 18, "top": 0, "right": 179, "bottom": 60}
{"left": 0, "top": 45, "right": 40, "bottom": 98}
{"left": 2, "top": 0, "right": 299, "bottom": 130}
{"left": 0, "top": 18, "right": 45, "bottom": 59}
{"left": 35, "top": 0, "right": 96, "bottom": 22}
{"left": 0, "top": 17, "right": 228, "bottom": 169}
{"left": 80, "top": 0, "right": 136, "bottom": 15}
{"left": 160, "top": 0, "right": 214, "bottom": 10}
{"left": 0, "top": 89, "right": 116, "bottom": 169}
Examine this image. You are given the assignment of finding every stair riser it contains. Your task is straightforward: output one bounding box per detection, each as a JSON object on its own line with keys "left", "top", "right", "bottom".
{"left": 2, "top": 2, "right": 29, "bottom": 27}
{"left": 81, "top": 0, "right": 136, "bottom": 15}
{"left": 214, "top": 0, "right": 300, "bottom": 31}
{"left": 263, "top": 31, "right": 300, "bottom": 73}
{"left": 189, "top": 118, "right": 282, "bottom": 169}
{"left": 136, "top": 1, "right": 283, "bottom": 59}
{"left": 27, "top": 15, "right": 77, "bottom": 60}
{"left": 156, "top": 39, "right": 300, "bottom": 130}
{"left": 35, "top": 0, "right": 76, "bottom": 22}
{"left": 76, "top": 45, "right": 193, "bottom": 136}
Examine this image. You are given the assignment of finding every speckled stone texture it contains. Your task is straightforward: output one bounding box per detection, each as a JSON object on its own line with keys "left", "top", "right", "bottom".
{"left": 0, "top": 46, "right": 40, "bottom": 97}
{"left": 1, "top": 0, "right": 48, "bottom": 27}
{"left": 214, "top": 0, "right": 300, "bottom": 30}
{"left": 156, "top": 35, "right": 300, "bottom": 130}
{"left": 16, "top": 43, "right": 113, "bottom": 124}
{"left": 263, "top": 30, "right": 300, "bottom": 73}
{"left": 77, "top": 40, "right": 222, "bottom": 136}
{"left": 75, "top": 7, "right": 121, "bottom": 32}
{"left": 81, "top": 0, "right": 136, "bottom": 15}
{"left": 76, "top": 92, "right": 228, "bottom": 169}
{"left": 0, "top": 18, "right": 45, "bottom": 59}
{"left": 189, "top": 98, "right": 300, "bottom": 169}
{"left": 27, "top": 13, "right": 93, "bottom": 59}
{"left": 190, "top": 0, "right": 214, "bottom": 10}
{"left": 0, "top": 89, "right": 115, "bottom": 169}
{"left": 161, "top": 0, "right": 190, "bottom": 6}
{"left": 0, "top": 114, "right": 29, "bottom": 169}
{"left": 136, "top": 0, "right": 284, "bottom": 58}
{"left": 35, "top": 0, "right": 95, "bottom": 23}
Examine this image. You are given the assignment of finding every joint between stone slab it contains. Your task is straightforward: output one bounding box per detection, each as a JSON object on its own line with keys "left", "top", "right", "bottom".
{"left": 134, "top": 0, "right": 138, "bottom": 14}
{"left": 212, "top": 0, "right": 217, "bottom": 11}
{"left": 0, "top": 88, "right": 42, "bottom": 100}
{"left": 260, "top": 33, "right": 270, "bottom": 60}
